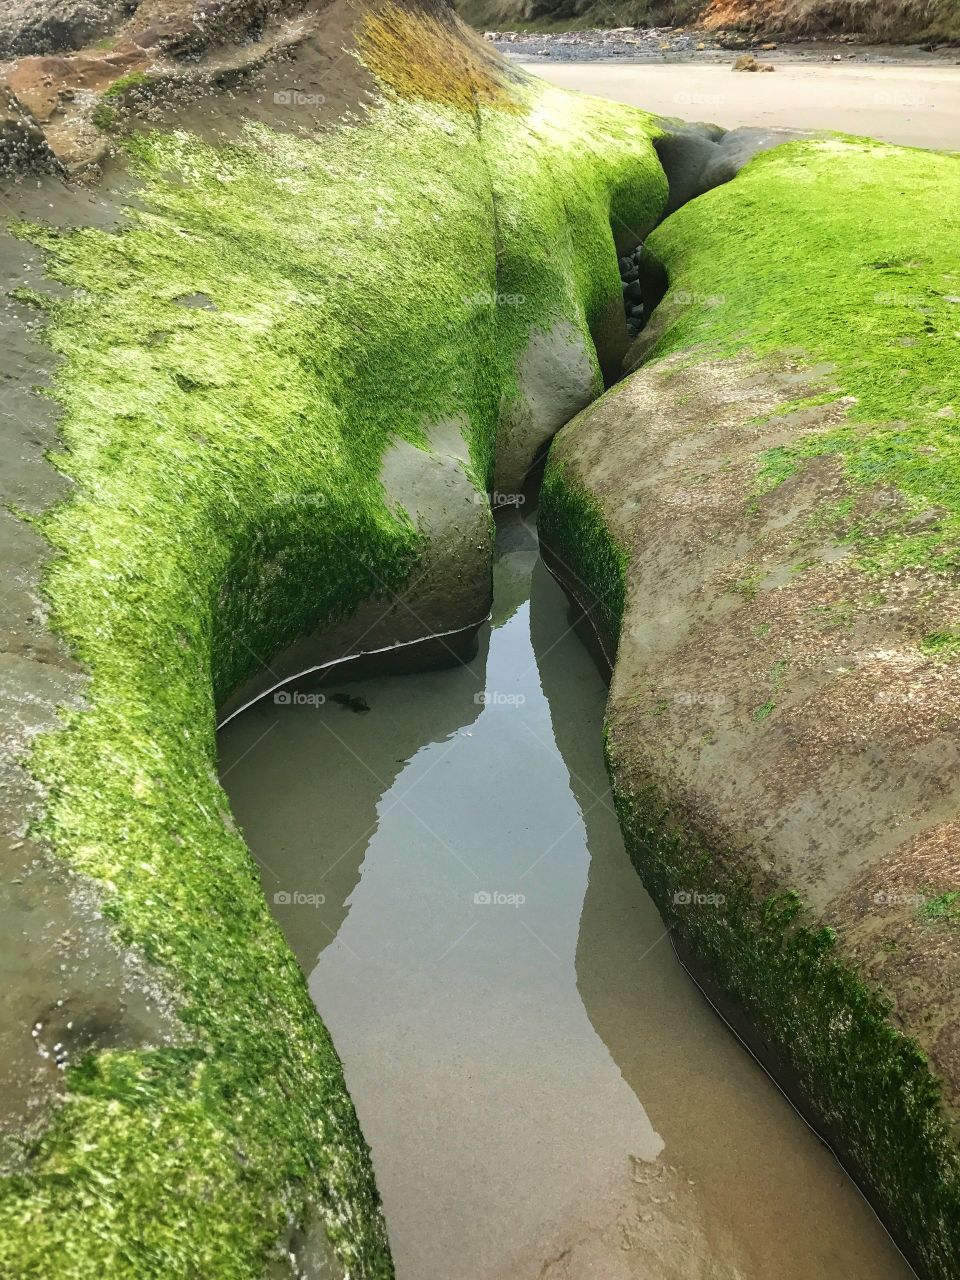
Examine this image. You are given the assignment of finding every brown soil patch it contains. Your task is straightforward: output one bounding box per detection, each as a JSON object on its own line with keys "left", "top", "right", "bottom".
{"left": 703, "top": 0, "right": 960, "bottom": 42}
{"left": 0, "top": 0, "right": 342, "bottom": 173}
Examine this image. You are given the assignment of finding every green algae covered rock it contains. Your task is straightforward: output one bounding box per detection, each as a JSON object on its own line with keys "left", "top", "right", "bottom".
{"left": 0, "top": 2, "right": 667, "bottom": 1275}
{"left": 540, "top": 134, "right": 960, "bottom": 1279}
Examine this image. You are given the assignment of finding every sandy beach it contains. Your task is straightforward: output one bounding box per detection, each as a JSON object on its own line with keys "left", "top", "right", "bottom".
{"left": 519, "top": 60, "right": 960, "bottom": 150}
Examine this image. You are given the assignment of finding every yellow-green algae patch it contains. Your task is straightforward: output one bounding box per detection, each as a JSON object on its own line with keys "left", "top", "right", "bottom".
{"left": 644, "top": 136, "right": 960, "bottom": 578}
{"left": 357, "top": 4, "right": 526, "bottom": 112}
{"left": 0, "top": 67, "right": 666, "bottom": 1280}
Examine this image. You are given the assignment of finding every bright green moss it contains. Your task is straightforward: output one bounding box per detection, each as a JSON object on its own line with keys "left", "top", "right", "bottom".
{"left": 919, "top": 892, "right": 960, "bottom": 925}
{"left": 91, "top": 101, "right": 119, "bottom": 131}
{"left": 538, "top": 456, "right": 628, "bottom": 650}
{"left": 102, "top": 71, "right": 151, "bottom": 98}
{"left": 1, "top": 77, "right": 666, "bottom": 1278}
{"left": 93, "top": 72, "right": 152, "bottom": 131}
{"left": 645, "top": 137, "right": 960, "bottom": 575}
{"left": 921, "top": 630, "right": 960, "bottom": 658}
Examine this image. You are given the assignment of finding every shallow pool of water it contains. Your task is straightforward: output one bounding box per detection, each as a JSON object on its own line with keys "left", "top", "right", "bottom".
{"left": 219, "top": 509, "right": 912, "bottom": 1280}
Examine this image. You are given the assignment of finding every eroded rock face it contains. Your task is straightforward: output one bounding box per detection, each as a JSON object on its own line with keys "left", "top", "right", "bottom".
{"left": 0, "top": 0, "right": 325, "bottom": 173}
{"left": 0, "top": 0, "right": 319, "bottom": 60}
{"left": 454, "top": 0, "right": 960, "bottom": 44}
{"left": 540, "top": 120, "right": 960, "bottom": 1267}
{"left": 495, "top": 319, "right": 599, "bottom": 494}
{"left": 0, "top": 80, "right": 56, "bottom": 170}
{"left": 543, "top": 346, "right": 960, "bottom": 1277}
{"left": 0, "top": 2, "right": 665, "bottom": 1273}
{"left": 0, "top": 1, "right": 134, "bottom": 59}
{"left": 652, "top": 122, "right": 809, "bottom": 222}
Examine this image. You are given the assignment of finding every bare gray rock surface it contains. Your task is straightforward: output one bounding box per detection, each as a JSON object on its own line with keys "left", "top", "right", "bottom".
{"left": 0, "top": 0, "right": 136, "bottom": 59}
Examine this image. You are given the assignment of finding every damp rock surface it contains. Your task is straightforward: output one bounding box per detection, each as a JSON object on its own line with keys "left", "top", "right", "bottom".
{"left": 540, "top": 133, "right": 960, "bottom": 1280}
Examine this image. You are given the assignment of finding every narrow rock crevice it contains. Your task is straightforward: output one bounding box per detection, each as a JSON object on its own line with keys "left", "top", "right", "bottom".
{"left": 614, "top": 122, "right": 809, "bottom": 369}
{"left": 618, "top": 241, "right": 647, "bottom": 338}
{"left": 617, "top": 236, "right": 668, "bottom": 342}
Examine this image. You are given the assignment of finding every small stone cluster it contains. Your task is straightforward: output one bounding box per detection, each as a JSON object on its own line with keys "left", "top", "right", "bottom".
{"left": 484, "top": 27, "right": 720, "bottom": 62}
{"left": 479, "top": 27, "right": 924, "bottom": 66}
{"left": 619, "top": 242, "right": 646, "bottom": 336}
{"left": 733, "top": 53, "right": 775, "bottom": 72}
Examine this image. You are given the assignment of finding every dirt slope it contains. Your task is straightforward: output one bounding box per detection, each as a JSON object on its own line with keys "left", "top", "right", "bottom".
{"left": 455, "top": 0, "right": 960, "bottom": 43}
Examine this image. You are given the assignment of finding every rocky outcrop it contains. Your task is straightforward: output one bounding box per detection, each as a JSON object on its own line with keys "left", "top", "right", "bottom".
{"left": 0, "top": 0, "right": 320, "bottom": 60}
{"left": 0, "top": 1, "right": 133, "bottom": 59}
{"left": 0, "top": 0, "right": 325, "bottom": 174}
{"left": 0, "top": 79, "right": 57, "bottom": 170}
{"left": 454, "top": 0, "right": 960, "bottom": 44}
{"left": 540, "top": 134, "right": 960, "bottom": 1279}
{"left": 703, "top": 0, "right": 960, "bottom": 42}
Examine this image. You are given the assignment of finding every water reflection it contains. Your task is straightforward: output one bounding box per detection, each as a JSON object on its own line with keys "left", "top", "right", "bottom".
{"left": 219, "top": 509, "right": 912, "bottom": 1280}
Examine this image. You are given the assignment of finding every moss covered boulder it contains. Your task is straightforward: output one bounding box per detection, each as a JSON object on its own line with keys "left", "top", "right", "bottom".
{"left": 0, "top": 0, "right": 670, "bottom": 1275}
{"left": 541, "top": 135, "right": 960, "bottom": 1279}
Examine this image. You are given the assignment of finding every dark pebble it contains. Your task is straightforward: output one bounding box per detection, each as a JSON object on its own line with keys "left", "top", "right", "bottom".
{"left": 331, "top": 693, "right": 371, "bottom": 713}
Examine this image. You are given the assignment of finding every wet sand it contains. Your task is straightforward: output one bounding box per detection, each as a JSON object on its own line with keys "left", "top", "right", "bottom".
{"left": 518, "top": 61, "right": 960, "bottom": 150}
